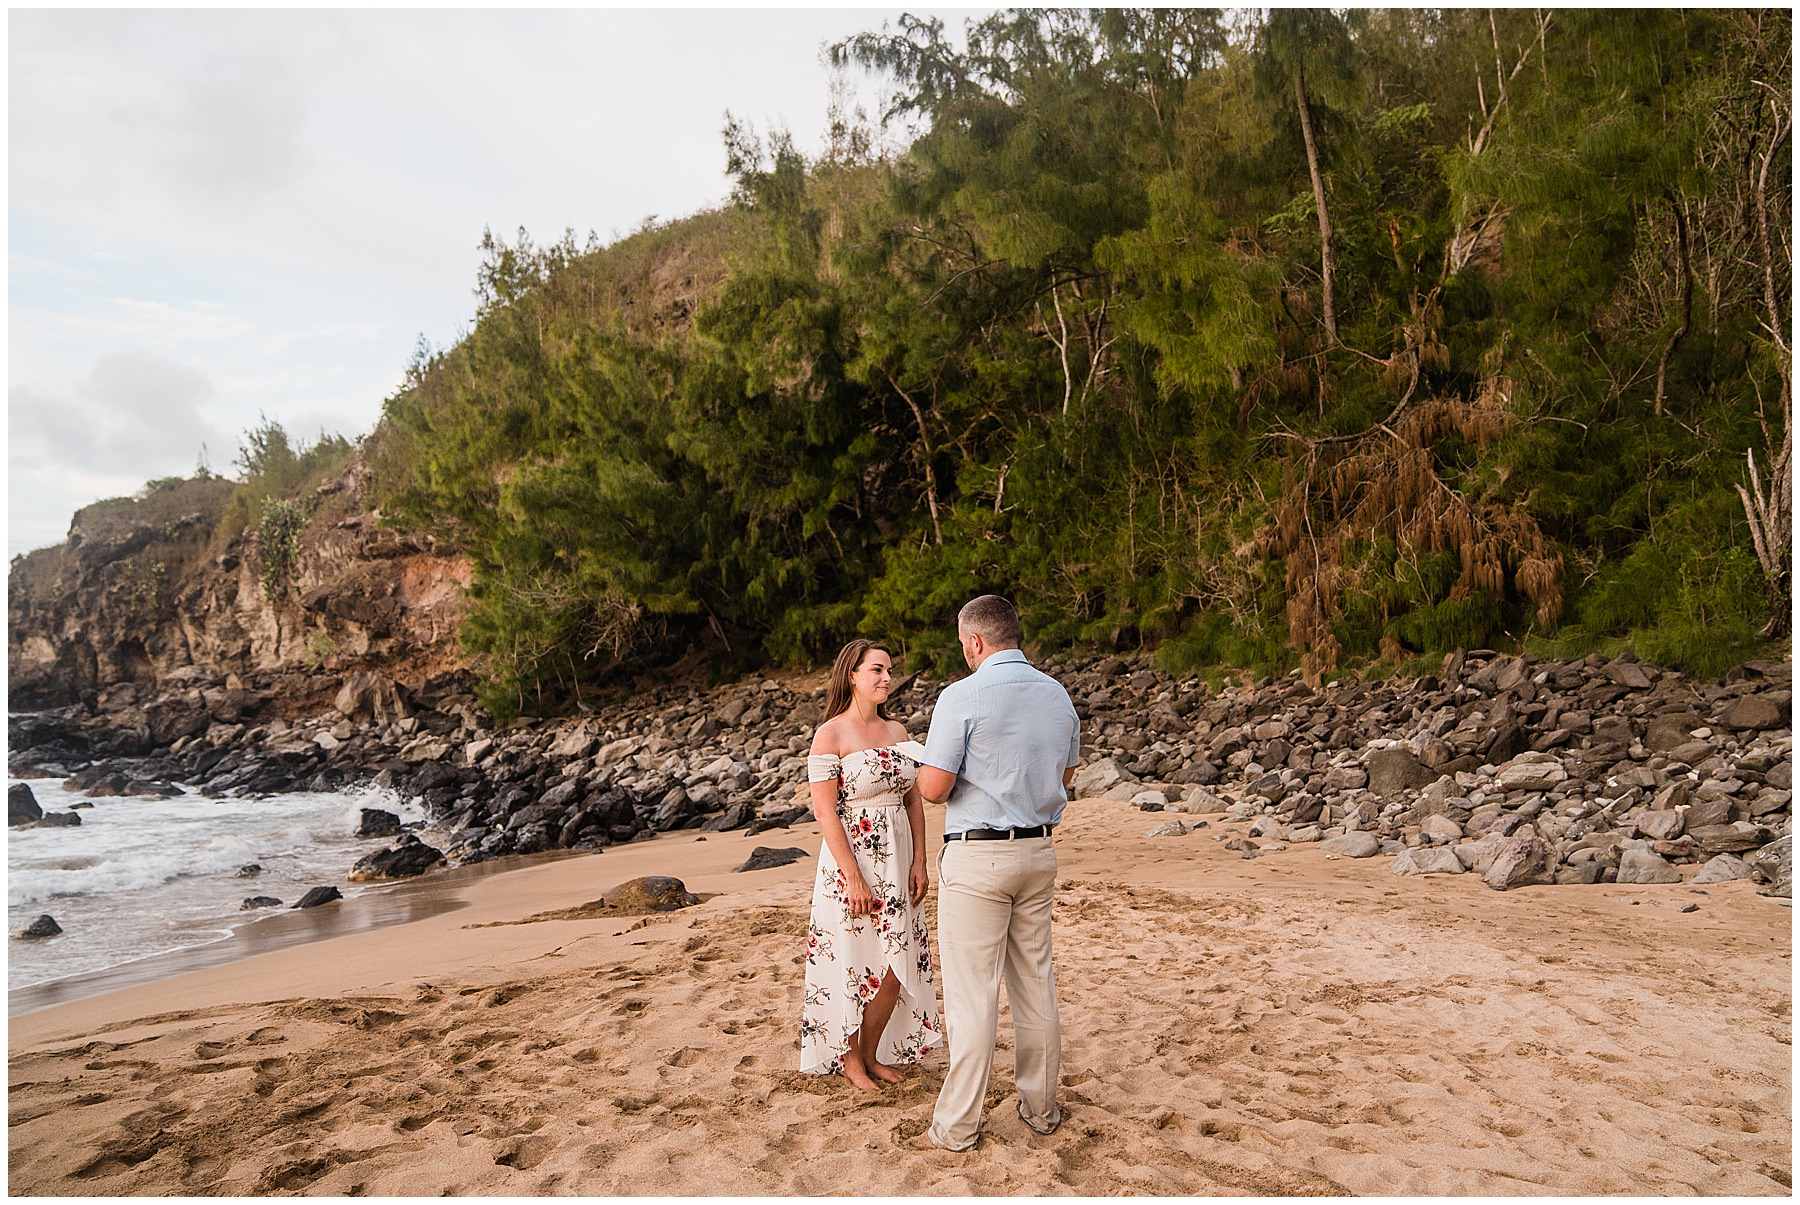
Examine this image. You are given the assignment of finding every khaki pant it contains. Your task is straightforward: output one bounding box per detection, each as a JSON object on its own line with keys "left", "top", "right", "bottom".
{"left": 929, "top": 837, "right": 1061, "bottom": 1150}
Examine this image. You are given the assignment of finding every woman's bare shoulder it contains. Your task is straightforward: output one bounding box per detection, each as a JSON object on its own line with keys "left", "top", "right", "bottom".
{"left": 885, "top": 718, "right": 912, "bottom": 743}
{"left": 809, "top": 717, "right": 847, "bottom": 756}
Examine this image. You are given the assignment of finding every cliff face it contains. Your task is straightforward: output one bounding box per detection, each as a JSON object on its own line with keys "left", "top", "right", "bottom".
{"left": 8, "top": 455, "right": 469, "bottom": 713}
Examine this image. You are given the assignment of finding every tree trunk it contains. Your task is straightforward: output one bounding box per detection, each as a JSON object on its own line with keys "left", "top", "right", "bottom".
{"left": 1294, "top": 65, "right": 1337, "bottom": 345}
{"left": 1652, "top": 194, "right": 1692, "bottom": 416}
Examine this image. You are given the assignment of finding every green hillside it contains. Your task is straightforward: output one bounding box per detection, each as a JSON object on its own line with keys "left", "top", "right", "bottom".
{"left": 356, "top": 9, "right": 1790, "bottom": 718}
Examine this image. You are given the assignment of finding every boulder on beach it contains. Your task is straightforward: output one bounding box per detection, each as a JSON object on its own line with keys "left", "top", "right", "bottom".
{"left": 744, "top": 807, "right": 810, "bottom": 836}
{"left": 1071, "top": 758, "right": 1128, "bottom": 798}
{"left": 1482, "top": 832, "right": 1556, "bottom": 891}
{"left": 736, "top": 846, "right": 809, "bottom": 873}
{"left": 348, "top": 833, "right": 444, "bottom": 882}
{"left": 9, "top": 783, "right": 43, "bottom": 826}
{"left": 1365, "top": 748, "right": 1440, "bottom": 797}
{"left": 1616, "top": 847, "right": 1684, "bottom": 885}
{"left": 1691, "top": 853, "right": 1754, "bottom": 884}
{"left": 293, "top": 886, "right": 343, "bottom": 909}
{"left": 1320, "top": 832, "right": 1380, "bottom": 859}
{"left": 358, "top": 808, "right": 402, "bottom": 838}
{"left": 240, "top": 896, "right": 283, "bottom": 910}
{"left": 1392, "top": 847, "right": 1465, "bottom": 876}
{"left": 37, "top": 811, "right": 82, "bottom": 827}
{"left": 1750, "top": 835, "right": 1791, "bottom": 898}
{"left": 235, "top": 863, "right": 263, "bottom": 878}
{"left": 16, "top": 914, "right": 62, "bottom": 939}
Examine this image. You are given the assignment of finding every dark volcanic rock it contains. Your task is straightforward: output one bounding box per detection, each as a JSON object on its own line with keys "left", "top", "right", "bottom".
{"left": 745, "top": 806, "right": 811, "bottom": 835}
{"left": 293, "top": 886, "right": 343, "bottom": 909}
{"left": 17, "top": 914, "right": 62, "bottom": 939}
{"left": 240, "top": 896, "right": 283, "bottom": 910}
{"left": 235, "top": 863, "right": 263, "bottom": 878}
{"left": 358, "top": 808, "right": 402, "bottom": 838}
{"left": 700, "top": 800, "right": 756, "bottom": 832}
{"left": 37, "top": 810, "right": 82, "bottom": 827}
{"left": 736, "top": 846, "right": 809, "bottom": 872}
{"left": 9, "top": 783, "right": 43, "bottom": 826}
{"left": 348, "top": 833, "right": 444, "bottom": 881}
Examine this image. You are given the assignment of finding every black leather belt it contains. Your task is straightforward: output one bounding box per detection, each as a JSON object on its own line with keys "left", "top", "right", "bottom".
{"left": 944, "top": 825, "right": 1052, "bottom": 842}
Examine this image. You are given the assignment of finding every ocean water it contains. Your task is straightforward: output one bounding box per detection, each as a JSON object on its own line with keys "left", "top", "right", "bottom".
{"left": 7, "top": 776, "right": 426, "bottom": 993}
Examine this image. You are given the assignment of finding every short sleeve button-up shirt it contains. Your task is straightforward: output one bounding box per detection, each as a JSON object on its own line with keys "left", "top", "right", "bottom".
{"left": 921, "top": 649, "right": 1082, "bottom": 835}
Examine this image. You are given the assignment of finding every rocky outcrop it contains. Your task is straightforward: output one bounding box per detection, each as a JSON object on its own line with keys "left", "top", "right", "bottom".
{"left": 16, "top": 915, "right": 62, "bottom": 940}
{"left": 293, "top": 886, "right": 342, "bottom": 909}
{"left": 7, "top": 455, "right": 468, "bottom": 714}
{"left": 357, "top": 809, "right": 402, "bottom": 838}
{"left": 347, "top": 834, "right": 444, "bottom": 882}
{"left": 9, "top": 783, "right": 42, "bottom": 826}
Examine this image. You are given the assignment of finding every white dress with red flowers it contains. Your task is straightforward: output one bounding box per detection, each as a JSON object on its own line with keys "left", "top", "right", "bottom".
{"left": 800, "top": 745, "right": 941, "bottom": 1075}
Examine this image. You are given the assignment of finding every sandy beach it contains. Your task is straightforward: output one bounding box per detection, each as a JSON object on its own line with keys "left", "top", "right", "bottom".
{"left": 9, "top": 796, "right": 1791, "bottom": 1195}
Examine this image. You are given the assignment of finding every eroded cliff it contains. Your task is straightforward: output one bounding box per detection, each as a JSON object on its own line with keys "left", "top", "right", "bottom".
{"left": 8, "top": 454, "right": 468, "bottom": 714}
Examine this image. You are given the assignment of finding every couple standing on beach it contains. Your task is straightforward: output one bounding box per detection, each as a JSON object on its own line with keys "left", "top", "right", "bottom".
{"left": 800, "top": 595, "right": 1081, "bottom": 1152}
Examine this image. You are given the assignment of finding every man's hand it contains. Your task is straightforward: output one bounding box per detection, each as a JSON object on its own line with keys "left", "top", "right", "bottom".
{"left": 916, "top": 764, "right": 957, "bottom": 805}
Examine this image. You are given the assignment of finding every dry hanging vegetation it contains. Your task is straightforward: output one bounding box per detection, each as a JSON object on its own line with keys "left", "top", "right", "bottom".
{"left": 1261, "top": 357, "right": 1563, "bottom": 682}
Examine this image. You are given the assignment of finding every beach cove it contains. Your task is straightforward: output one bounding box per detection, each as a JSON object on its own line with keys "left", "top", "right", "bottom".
{"left": 9, "top": 794, "right": 1789, "bottom": 1196}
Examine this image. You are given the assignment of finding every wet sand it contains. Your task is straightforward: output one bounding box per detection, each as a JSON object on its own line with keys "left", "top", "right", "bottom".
{"left": 9, "top": 852, "right": 578, "bottom": 1018}
{"left": 8, "top": 798, "right": 1792, "bottom": 1195}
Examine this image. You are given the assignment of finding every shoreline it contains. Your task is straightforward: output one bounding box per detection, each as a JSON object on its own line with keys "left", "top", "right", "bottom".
{"left": 8, "top": 812, "right": 830, "bottom": 1052}
{"left": 8, "top": 848, "right": 581, "bottom": 1018}
{"left": 8, "top": 796, "right": 1789, "bottom": 1195}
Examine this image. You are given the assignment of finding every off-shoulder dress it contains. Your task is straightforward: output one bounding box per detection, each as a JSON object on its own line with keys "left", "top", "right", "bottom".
{"left": 799, "top": 745, "right": 941, "bottom": 1074}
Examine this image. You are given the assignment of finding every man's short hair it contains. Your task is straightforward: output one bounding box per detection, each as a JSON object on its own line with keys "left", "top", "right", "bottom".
{"left": 959, "top": 594, "right": 1022, "bottom": 647}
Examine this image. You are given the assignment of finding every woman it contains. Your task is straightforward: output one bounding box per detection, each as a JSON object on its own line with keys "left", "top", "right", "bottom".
{"left": 800, "top": 639, "right": 940, "bottom": 1088}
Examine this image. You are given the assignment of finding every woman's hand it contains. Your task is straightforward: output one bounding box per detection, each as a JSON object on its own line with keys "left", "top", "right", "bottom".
{"left": 842, "top": 869, "right": 878, "bottom": 917}
{"left": 909, "top": 857, "right": 929, "bottom": 907}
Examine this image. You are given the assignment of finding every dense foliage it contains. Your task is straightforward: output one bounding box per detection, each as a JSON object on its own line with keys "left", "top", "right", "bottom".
{"left": 366, "top": 9, "right": 1790, "bottom": 718}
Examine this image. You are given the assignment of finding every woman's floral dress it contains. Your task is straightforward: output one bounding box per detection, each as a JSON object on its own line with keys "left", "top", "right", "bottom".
{"left": 800, "top": 746, "right": 941, "bottom": 1074}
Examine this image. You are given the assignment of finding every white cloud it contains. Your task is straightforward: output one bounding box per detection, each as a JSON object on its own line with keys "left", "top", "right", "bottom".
{"left": 10, "top": 352, "right": 226, "bottom": 476}
{"left": 8, "top": 7, "right": 987, "bottom": 558}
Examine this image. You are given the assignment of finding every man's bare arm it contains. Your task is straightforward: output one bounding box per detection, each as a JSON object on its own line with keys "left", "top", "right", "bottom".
{"left": 916, "top": 764, "right": 957, "bottom": 805}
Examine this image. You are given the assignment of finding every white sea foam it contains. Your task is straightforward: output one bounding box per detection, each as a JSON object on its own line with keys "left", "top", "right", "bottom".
{"left": 7, "top": 776, "right": 430, "bottom": 991}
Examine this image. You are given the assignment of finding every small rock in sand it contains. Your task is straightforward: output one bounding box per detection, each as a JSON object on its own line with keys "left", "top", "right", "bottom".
{"left": 293, "top": 886, "right": 343, "bottom": 909}
{"left": 736, "top": 846, "right": 809, "bottom": 873}
{"left": 16, "top": 914, "right": 61, "bottom": 939}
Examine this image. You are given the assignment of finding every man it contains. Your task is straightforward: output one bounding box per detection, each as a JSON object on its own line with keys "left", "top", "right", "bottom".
{"left": 914, "top": 594, "right": 1082, "bottom": 1151}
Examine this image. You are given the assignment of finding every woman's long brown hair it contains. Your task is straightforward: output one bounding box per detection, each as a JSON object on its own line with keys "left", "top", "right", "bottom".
{"left": 823, "top": 639, "right": 894, "bottom": 723}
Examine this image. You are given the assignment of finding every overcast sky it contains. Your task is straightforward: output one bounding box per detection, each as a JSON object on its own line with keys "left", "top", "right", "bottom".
{"left": 8, "top": 7, "right": 983, "bottom": 558}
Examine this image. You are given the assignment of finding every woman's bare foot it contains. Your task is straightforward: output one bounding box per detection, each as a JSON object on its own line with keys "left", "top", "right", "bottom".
{"left": 866, "top": 1059, "right": 904, "bottom": 1084}
{"left": 840, "top": 1050, "right": 883, "bottom": 1091}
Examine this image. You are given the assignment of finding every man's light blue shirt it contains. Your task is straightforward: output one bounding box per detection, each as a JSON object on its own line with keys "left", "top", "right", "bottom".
{"left": 921, "top": 648, "right": 1082, "bottom": 835}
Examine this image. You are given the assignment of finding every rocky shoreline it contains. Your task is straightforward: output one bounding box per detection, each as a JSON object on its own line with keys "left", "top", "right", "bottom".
{"left": 8, "top": 648, "right": 1792, "bottom": 910}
